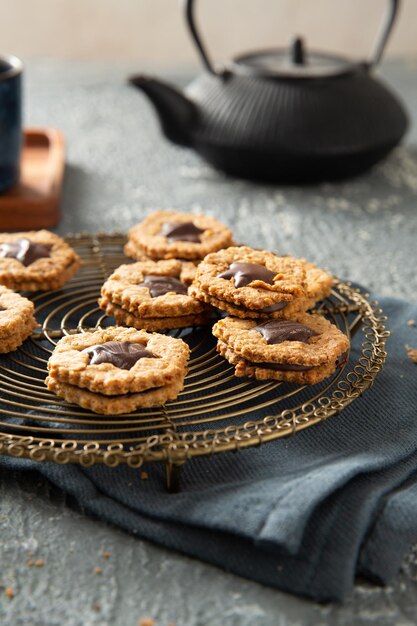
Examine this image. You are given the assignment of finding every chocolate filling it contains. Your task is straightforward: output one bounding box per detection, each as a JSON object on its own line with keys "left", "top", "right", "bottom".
{"left": 82, "top": 341, "right": 158, "bottom": 370}
{"left": 62, "top": 380, "right": 164, "bottom": 399}
{"left": 159, "top": 221, "right": 204, "bottom": 243}
{"left": 257, "top": 301, "right": 288, "bottom": 313}
{"left": 218, "top": 262, "right": 276, "bottom": 288}
{"left": 247, "top": 351, "right": 349, "bottom": 373}
{"left": 214, "top": 299, "right": 288, "bottom": 315}
{"left": 138, "top": 275, "right": 188, "bottom": 297}
{"left": 0, "top": 239, "right": 52, "bottom": 266}
{"left": 335, "top": 351, "right": 349, "bottom": 368}
{"left": 254, "top": 319, "right": 318, "bottom": 345}
{"left": 247, "top": 360, "right": 314, "bottom": 372}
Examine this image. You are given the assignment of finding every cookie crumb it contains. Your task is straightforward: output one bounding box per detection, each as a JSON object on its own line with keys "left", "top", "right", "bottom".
{"left": 92, "top": 602, "right": 101, "bottom": 613}
{"left": 407, "top": 319, "right": 416, "bottom": 327}
{"left": 405, "top": 345, "right": 417, "bottom": 363}
{"left": 138, "top": 619, "right": 155, "bottom": 626}
{"left": 34, "top": 559, "right": 45, "bottom": 567}
{"left": 140, "top": 471, "right": 149, "bottom": 480}
{"left": 94, "top": 566, "right": 102, "bottom": 575}
{"left": 27, "top": 551, "right": 34, "bottom": 557}
{"left": 5, "top": 587, "right": 15, "bottom": 599}
{"left": 27, "top": 560, "right": 34, "bottom": 567}
{"left": 102, "top": 551, "right": 111, "bottom": 559}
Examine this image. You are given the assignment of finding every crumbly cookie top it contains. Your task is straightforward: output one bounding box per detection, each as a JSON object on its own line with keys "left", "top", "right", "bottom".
{"left": 193, "top": 246, "right": 307, "bottom": 309}
{"left": 127, "top": 210, "right": 234, "bottom": 260}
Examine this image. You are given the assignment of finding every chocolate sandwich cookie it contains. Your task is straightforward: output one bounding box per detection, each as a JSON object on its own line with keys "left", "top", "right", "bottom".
{"left": 191, "top": 246, "right": 309, "bottom": 319}
{"left": 212, "top": 313, "right": 349, "bottom": 384}
{"left": 47, "top": 326, "right": 189, "bottom": 396}
{"left": 0, "top": 285, "right": 38, "bottom": 352}
{"left": 99, "top": 259, "right": 212, "bottom": 331}
{"left": 0, "top": 230, "right": 80, "bottom": 291}
{"left": 46, "top": 326, "right": 189, "bottom": 414}
{"left": 126, "top": 210, "right": 234, "bottom": 261}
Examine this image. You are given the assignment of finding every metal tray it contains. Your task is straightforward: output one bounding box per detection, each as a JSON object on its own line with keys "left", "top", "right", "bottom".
{"left": 0, "top": 233, "right": 388, "bottom": 491}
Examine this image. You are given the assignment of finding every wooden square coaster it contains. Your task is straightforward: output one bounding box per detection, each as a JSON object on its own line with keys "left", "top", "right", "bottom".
{"left": 0, "top": 128, "right": 65, "bottom": 230}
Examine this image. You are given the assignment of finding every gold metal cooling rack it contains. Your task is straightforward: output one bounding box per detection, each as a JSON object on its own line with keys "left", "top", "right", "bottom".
{"left": 0, "top": 233, "right": 389, "bottom": 491}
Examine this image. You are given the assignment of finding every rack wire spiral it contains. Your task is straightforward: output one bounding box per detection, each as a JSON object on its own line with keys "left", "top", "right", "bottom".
{"left": 0, "top": 233, "right": 389, "bottom": 491}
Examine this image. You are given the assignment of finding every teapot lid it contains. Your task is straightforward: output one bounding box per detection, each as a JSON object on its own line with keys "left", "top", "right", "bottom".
{"left": 185, "top": 0, "right": 401, "bottom": 79}
{"left": 230, "top": 38, "right": 356, "bottom": 79}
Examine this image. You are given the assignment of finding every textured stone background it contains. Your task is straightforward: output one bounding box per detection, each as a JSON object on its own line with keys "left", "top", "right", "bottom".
{"left": 0, "top": 60, "right": 417, "bottom": 625}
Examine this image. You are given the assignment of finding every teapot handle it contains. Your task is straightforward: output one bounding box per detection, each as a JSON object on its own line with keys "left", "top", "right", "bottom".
{"left": 184, "top": 0, "right": 400, "bottom": 74}
{"left": 370, "top": 0, "right": 400, "bottom": 67}
{"left": 183, "top": 0, "right": 223, "bottom": 76}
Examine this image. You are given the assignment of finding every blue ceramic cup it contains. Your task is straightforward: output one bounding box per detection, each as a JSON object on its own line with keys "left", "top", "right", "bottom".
{"left": 0, "top": 55, "right": 22, "bottom": 192}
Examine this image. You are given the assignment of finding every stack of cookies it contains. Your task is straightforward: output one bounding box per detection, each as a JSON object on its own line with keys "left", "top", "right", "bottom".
{"left": 99, "top": 259, "right": 212, "bottom": 331}
{"left": 100, "top": 210, "right": 235, "bottom": 332}
{"left": 46, "top": 327, "right": 190, "bottom": 415}
{"left": 190, "top": 245, "right": 349, "bottom": 384}
{"left": 190, "top": 246, "right": 333, "bottom": 319}
{"left": 0, "top": 285, "right": 38, "bottom": 353}
{"left": 212, "top": 315, "right": 349, "bottom": 385}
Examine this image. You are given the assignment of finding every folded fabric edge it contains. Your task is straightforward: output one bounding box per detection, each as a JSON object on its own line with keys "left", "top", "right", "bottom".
{"left": 358, "top": 473, "right": 417, "bottom": 583}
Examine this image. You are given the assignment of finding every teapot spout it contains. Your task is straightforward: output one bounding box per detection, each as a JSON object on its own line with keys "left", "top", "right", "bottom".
{"left": 129, "top": 75, "right": 196, "bottom": 147}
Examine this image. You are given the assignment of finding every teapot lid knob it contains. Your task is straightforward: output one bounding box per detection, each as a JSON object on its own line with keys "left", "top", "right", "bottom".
{"left": 290, "top": 37, "right": 305, "bottom": 66}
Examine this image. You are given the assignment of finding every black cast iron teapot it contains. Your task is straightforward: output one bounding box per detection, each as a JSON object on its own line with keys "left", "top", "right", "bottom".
{"left": 130, "top": 0, "right": 408, "bottom": 183}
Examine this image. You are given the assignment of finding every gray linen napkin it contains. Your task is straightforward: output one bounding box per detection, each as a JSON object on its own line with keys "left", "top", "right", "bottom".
{"left": 1, "top": 294, "right": 417, "bottom": 601}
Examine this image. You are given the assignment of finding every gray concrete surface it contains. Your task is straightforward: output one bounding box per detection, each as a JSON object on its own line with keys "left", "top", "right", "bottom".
{"left": 1, "top": 59, "right": 417, "bottom": 625}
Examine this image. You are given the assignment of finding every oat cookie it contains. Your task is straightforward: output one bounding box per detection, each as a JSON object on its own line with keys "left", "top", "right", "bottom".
{"left": 0, "top": 285, "right": 37, "bottom": 352}
{"left": 47, "top": 326, "right": 190, "bottom": 396}
{"left": 192, "top": 246, "right": 308, "bottom": 319}
{"left": 0, "top": 230, "right": 80, "bottom": 291}
{"left": 99, "top": 259, "right": 212, "bottom": 331}
{"left": 213, "top": 313, "right": 349, "bottom": 384}
{"left": 46, "top": 326, "right": 189, "bottom": 415}
{"left": 127, "top": 210, "right": 234, "bottom": 261}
